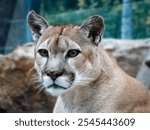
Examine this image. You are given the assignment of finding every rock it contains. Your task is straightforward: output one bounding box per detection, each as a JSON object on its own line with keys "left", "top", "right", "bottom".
{"left": 136, "top": 49, "right": 150, "bottom": 89}
{"left": 136, "top": 62, "right": 150, "bottom": 89}
{"left": 145, "top": 49, "right": 150, "bottom": 68}
{"left": 0, "top": 39, "right": 150, "bottom": 112}
{"left": 102, "top": 39, "right": 150, "bottom": 77}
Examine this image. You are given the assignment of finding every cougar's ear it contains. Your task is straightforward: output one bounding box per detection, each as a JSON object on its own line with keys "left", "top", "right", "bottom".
{"left": 27, "top": 11, "right": 49, "bottom": 42}
{"left": 80, "top": 15, "right": 104, "bottom": 46}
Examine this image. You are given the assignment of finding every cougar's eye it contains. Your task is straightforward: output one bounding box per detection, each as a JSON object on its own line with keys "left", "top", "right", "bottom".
{"left": 38, "top": 49, "right": 49, "bottom": 57}
{"left": 66, "top": 49, "right": 81, "bottom": 58}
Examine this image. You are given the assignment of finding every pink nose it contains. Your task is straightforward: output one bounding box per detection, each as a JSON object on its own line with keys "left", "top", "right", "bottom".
{"left": 47, "top": 71, "right": 63, "bottom": 80}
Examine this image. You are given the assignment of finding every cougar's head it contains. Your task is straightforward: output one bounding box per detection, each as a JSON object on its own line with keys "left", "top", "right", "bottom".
{"left": 27, "top": 11, "right": 104, "bottom": 96}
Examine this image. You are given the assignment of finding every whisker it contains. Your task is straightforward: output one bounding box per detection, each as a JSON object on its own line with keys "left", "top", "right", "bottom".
{"left": 30, "top": 73, "right": 43, "bottom": 86}
{"left": 36, "top": 86, "right": 45, "bottom": 94}
{"left": 33, "top": 82, "right": 45, "bottom": 94}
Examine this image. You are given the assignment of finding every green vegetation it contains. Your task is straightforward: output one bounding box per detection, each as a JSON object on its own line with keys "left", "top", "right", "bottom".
{"left": 37, "top": 0, "right": 150, "bottom": 39}
{"left": 1, "top": 0, "right": 149, "bottom": 54}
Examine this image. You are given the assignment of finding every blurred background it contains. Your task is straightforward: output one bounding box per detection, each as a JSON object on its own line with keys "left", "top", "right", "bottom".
{"left": 0, "top": 0, "right": 150, "bottom": 112}
{"left": 0, "top": 0, "right": 150, "bottom": 53}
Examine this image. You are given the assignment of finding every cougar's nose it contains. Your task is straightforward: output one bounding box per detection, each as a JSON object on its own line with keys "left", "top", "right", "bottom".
{"left": 46, "top": 71, "right": 63, "bottom": 81}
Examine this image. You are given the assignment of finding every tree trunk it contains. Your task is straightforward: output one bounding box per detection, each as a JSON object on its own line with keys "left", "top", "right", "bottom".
{"left": 0, "top": 0, "right": 17, "bottom": 53}
{"left": 121, "top": 0, "right": 132, "bottom": 39}
{"left": 4, "top": 0, "right": 32, "bottom": 54}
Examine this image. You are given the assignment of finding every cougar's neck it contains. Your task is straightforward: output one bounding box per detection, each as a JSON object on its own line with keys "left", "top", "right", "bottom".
{"left": 59, "top": 45, "right": 116, "bottom": 105}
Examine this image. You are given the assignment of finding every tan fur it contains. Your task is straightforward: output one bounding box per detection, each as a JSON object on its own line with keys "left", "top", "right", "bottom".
{"left": 27, "top": 12, "right": 150, "bottom": 112}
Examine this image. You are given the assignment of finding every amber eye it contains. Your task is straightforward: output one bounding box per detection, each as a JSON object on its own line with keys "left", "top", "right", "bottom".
{"left": 66, "top": 49, "right": 81, "bottom": 58}
{"left": 38, "top": 49, "right": 49, "bottom": 57}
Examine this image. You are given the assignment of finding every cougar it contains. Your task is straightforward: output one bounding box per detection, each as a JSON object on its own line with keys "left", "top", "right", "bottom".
{"left": 27, "top": 11, "right": 150, "bottom": 112}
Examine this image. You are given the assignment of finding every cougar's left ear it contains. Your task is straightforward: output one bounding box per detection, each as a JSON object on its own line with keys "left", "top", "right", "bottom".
{"left": 27, "top": 11, "right": 49, "bottom": 42}
{"left": 80, "top": 15, "right": 104, "bottom": 46}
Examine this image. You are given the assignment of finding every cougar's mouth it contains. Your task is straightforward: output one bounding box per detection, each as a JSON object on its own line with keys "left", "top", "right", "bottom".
{"left": 42, "top": 72, "right": 75, "bottom": 96}
{"left": 47, "top": 84, "right": 67, "bottom": 90}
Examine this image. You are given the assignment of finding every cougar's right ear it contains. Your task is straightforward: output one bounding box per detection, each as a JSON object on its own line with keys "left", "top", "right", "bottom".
{"left": 27, "top": 11, "right": 49, "bottom": 42}
{"left": 80, "top": 15, "right": 104, "bottom": 46}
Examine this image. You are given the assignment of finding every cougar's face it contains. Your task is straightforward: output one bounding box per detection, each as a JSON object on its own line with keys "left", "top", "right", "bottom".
{"left": 27, "top": 11, "right": 104, "bottom": 96}
{"left": 35, "top": 26, "right": 97, "bottom": 96}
